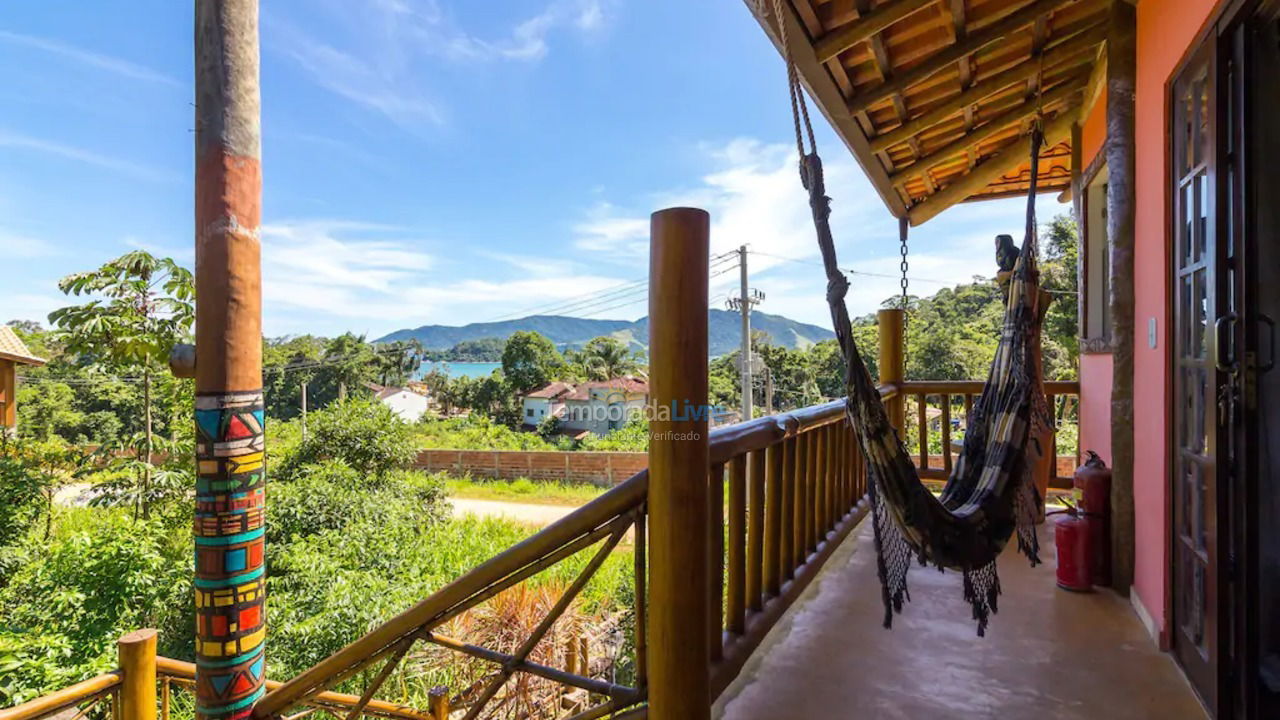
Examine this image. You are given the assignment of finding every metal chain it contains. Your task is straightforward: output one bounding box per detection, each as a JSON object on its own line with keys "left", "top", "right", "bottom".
{"left": 898, "top": 216, "right": 910, "bottom": 309}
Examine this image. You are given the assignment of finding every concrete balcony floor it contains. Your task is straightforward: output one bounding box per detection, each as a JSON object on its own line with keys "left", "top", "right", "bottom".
{"left": 716, "top": 519, "right": 1207, "bottom": 720}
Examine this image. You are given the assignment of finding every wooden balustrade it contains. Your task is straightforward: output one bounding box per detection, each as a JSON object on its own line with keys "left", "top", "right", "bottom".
{"left": 893, "top": 379, "right": 1082, "bottom": 489}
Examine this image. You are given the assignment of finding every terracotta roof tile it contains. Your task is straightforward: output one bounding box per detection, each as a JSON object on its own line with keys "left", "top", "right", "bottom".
{"left": 0, "top": 326, "right": 45, "bottom": 366}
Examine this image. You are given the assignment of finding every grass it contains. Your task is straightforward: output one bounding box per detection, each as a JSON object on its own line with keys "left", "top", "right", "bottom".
{"left": 444, "top": 476, "right": 608, "bottom": 506}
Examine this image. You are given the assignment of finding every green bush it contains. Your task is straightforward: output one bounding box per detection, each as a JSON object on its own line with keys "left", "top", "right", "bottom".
{"left": 0, "top": 509, "right": 192, "bottom": 705}
{"left": 268, "top": 462, "right": 448, "bottom": 544}
{"left": 275, "top": 398, "right": 417, "bottom": 481}
{"left": 414, "top": 415, "right": 557, "bottom": 451}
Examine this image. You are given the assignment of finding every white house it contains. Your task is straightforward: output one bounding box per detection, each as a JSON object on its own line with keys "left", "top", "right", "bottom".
{"left": 372, "top": 385, "right": 431, "bottom": 423}
{"left": 560, "top": 377, "right": 649, "bottom": 437}
{"left": 521, "top": 381, "right": 574, "bottom": 429}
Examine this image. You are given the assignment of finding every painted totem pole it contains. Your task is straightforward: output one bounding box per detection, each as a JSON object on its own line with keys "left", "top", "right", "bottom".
{"left": 193, "top": 2, "right": 266, "bottom": 719}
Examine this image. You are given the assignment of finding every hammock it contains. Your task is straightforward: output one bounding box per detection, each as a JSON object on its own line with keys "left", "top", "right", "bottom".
{"left": 756, "top": 0, "right": 1053, "bottom": 635}
{"left": 803, "top": 136, "right": 1053, "bottom": 635}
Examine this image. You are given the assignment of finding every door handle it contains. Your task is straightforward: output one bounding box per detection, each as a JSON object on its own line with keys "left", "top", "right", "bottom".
{"left": 1215, "top": 312, "right": 1238, "bottom": 373}
{"left": 1261, "top": 313, "right": 1276, "bottom": 373}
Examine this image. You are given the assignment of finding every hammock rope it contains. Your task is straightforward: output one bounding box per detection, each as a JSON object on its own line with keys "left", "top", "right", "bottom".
{"left": 761, "top": 0, "right": 1054, "bottom": 634}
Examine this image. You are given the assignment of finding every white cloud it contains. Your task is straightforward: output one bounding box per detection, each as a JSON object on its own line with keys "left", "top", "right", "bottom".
{"left": 0, "top": 30, "right": 180, "bottom": 86}
{"left": 267, "top": 0, "right": 613, "bottom": 127}
{"left": 0, "top": 130, "right": 175, "bottom": 183}
{"left": 257, "top": 218, "right": 632, "bottom": 336}
{"left": 572, "top": 137, "right": 1072, "bottom": 327}
{"left": 0, "top": 230, "right": 60, "bottom": 259}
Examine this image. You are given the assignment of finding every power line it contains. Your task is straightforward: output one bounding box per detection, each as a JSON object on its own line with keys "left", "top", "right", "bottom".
{"left": 482, "top": 250, "right": 738, "bottom": 323}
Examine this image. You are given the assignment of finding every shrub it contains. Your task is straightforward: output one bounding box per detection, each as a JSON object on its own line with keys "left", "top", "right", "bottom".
{"left": 275, "top": 398, "right": 416, "bottom": 481}
{"left": 0, "top": 509, "right": 191, "bottom": 704}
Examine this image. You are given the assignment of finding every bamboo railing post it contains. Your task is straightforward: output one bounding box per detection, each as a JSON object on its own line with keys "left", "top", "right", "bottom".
{"left": 793, "top": 433, "right": 808, "bottom": 566}
{"left": 807, "top": 430, "right": 820, "bottom": 552}
{"left": 941, "top": 394, "right": 953, "bottom": 475}
{"left": 726, "top": 456, "right": 746, "bottom": 635}
{"left": 118, "top": 630, "right": 157, "bottom": 720}
{"left": 746, "top": 450, "right": 765, "bottom": 612}
{"left": 763, "top": 443, "right": 783, "bottom": 596}
{"left": 427, "top": 687, "right": 449, "bottom": 720}
{"left": 916, "top": 394, "right": 928, "bottom": 471}
{"left": 708, "top": 462, "right": 725, "bottom": 662}
{"left": 877, "top": 309, "right": 905, "bottom": 430}
{"left": 647, "top": 207, "right": 711, "bottom": 720}
{"left": 780, "top": 437, "right": 796, "bottom": 581}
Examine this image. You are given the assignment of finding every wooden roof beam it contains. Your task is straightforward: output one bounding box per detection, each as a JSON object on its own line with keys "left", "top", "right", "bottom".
{"left": 888, "top": 72, "right": 1086, "bottom": 186}
{"left": 868, "top": 21, "right": 1106, "bottom": 153}
{"left": 907, "top": 109, "right": 1077, "bottom": 226}
{"left": 847, "top": 0, "right": 1078, "bottom": 115}
{"left": 814, "top": 0, "right": 943, "bottom": 63}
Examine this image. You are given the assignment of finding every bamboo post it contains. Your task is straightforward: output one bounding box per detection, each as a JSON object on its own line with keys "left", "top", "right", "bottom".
{"left": 792, "top": 433, "right": 808, "bottom": 567}
{"left": 118, "top": 630, "right": 157, "bottom": 720}
{"left": 746, "top": 450, "right": 765, "bottom": 612}
{"left": 727, "top": 456, "right": 747, "bottom": 634}
{"left": 195, "top": 2, "right": 266, "bottom": 719}
{"left": 647, "top": 207, "right": 711, "bottom": 720}
{"left": 780, "top": 437, "right": 796, "bottom": 581}
{"left": 877, "top": 309, "right": 905, "bottom": 430}
{"left": 763, "top": 443, "right": 783, "bottom": 596}
{"left": 708, "top": 462, "right": 725, "bottom": 662}
{"left": 427, "top": 687, "right": 449, "bottom": 720}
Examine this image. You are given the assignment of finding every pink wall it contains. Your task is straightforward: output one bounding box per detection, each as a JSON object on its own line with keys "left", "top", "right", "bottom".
{"left": 1078, "top": 353, "right": 1113, "bottom": 465}
{"left": 1132, "top": 0, "right": 1221, "bottom": 639}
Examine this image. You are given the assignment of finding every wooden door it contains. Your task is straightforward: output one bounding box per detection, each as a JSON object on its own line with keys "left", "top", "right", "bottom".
{"left": 1171, "top": 35, "right": 1224, "bottom": 713}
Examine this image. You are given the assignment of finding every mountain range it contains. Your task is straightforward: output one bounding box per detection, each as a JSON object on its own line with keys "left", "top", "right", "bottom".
{"left": 375, "top": 310, "right": 835, "bottom": 356}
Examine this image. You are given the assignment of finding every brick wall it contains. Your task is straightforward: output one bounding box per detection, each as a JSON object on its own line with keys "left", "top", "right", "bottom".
{"left": 413, "top": 449, "right": 648, "bottom": 487}
{"left": 414, "top": 449, "right": 1078, "bottom": 488}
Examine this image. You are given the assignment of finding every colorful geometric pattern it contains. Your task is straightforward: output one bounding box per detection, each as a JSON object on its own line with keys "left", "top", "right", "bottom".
{"left": 194, "top": 391, "right": 266, "bottom": 720}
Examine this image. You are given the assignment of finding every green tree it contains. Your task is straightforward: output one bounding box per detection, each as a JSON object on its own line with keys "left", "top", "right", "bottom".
{"left": 501, "top": 331, "right": 564, "bottom": 393}
{"left": 576, "top": 336, "right": 641, "bottom": 381}
{"left": 48, "top": 251, "right": 193, "bottom": 518}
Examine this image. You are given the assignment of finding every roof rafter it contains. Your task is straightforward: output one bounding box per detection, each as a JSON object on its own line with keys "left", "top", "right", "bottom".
{"left": 814, "top": 0, "right": 943, "bottom": 63}
{"left": 868, "top": 21, "right": 1106, "bottom": 152}
{"left": 847, "top": 0, "right": 1078, "bottom": 115}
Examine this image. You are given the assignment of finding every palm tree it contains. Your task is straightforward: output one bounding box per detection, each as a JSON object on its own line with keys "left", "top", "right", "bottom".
{"left": 580, "top": 337, "right": 640, "bottom": 381}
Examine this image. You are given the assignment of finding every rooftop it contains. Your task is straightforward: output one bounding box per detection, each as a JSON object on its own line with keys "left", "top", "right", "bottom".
{"left": 750, "top": 0, "right": 1107, "bottom": 225}
{"left": 0, "top": 326, "right": 46, "bottom": 366}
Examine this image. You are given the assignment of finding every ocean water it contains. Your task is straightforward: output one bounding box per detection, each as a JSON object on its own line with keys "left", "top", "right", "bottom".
{"left": 416, "top": 361, "right": 502, "bottom": 379}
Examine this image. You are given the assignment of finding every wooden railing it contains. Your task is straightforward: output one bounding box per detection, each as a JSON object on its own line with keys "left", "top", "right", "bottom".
{"left": 893, "top": 379, "right": 1081, "bottom": 490}
{"left": 0, "top": 633, "right": 433, "bottom": 720}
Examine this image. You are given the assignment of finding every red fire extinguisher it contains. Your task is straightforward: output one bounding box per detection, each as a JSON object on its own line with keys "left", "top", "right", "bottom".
{"left": 1053, "top": 505, "right": 1092, "bottom": 592}
{"left": 1074, "top": 451, "right": 1112, "bottom": 587}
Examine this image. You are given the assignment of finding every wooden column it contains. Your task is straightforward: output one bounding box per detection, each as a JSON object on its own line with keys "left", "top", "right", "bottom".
{"left": 1105, "top": 0, "right": 1137, "bottom": 595}
{"left": 194, "top": 2, "right": 267, "bottom": 719}
{"left": 118, "top": 630, "right": 158, "bottom": 720}
{"left": 0, "top": 360, "right": 15, "bottom": 431}
{"left": 647, "top": 207, "right": 711, "bottom": 720}
{"left": 877, "top": 308, "right": 906, "bottom": 429}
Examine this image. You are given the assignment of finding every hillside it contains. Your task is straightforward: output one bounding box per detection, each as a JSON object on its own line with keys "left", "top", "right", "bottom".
{"left": 376, "top": 310, "right": 834, "bottom": 356}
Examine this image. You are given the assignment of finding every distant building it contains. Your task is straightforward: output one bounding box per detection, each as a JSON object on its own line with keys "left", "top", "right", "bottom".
{"left": 367, "top": 383, "right": 431, "bottom": 423}
{"left": 521, "top": 377, "right": 650, "bottom": 437}
{"left": 0, "top": 326, "right": 46, "bottom": 435}
{"left": 521, "top": 381, "right": 574, "bottom": 428}
{"left": 562, "top": 377, "right": 649, "bottom": 437}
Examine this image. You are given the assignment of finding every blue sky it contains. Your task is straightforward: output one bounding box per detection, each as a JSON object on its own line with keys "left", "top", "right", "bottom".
{"left": 0, "top": 0, "right": 1066, "bottom": 338}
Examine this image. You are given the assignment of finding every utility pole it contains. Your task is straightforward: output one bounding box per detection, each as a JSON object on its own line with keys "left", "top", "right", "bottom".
{"left": 300, "top": 380, "right": 308, "bottom": 442}
{"left": 193, "top": 2, "right": 266, "bottom": 719}
{"left": 726, "top": 246, "right": 763, "bottom": 421}
{"left": 764, "top": 366, "right": 774, "bottom": 415}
